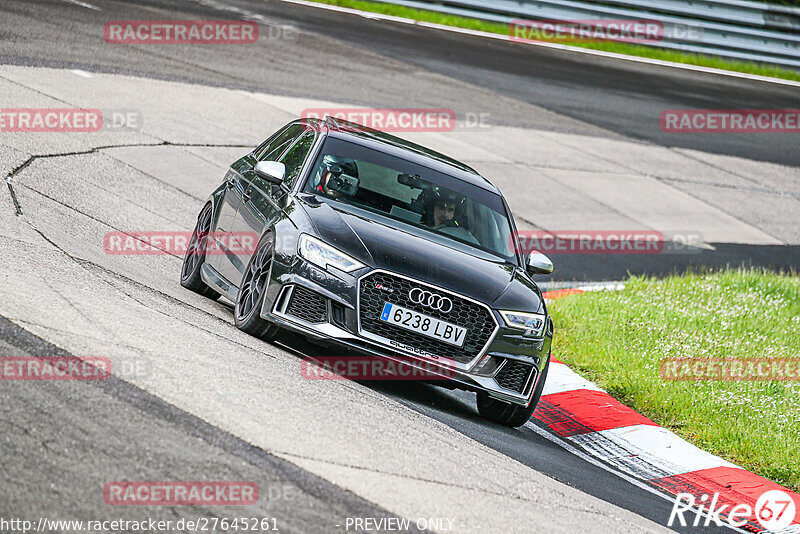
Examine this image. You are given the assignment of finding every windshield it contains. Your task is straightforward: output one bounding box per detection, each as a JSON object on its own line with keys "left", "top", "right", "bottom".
{"left": 303, "top": 138, "right": 517, "bottom": 263}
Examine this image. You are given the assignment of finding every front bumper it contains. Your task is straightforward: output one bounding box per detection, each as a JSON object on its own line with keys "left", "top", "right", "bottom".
{"left": 261, "top": 258, "right": 551, "bottom": 407}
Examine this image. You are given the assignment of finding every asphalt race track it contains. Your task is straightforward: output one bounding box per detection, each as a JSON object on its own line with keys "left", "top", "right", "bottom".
{"left": 1, "top": 0, "right": 799, "bottom": 533}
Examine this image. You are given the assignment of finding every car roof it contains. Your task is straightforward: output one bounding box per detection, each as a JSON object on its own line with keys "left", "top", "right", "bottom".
{"left": 297, "top": 116, "right": 501, "bottom": 194}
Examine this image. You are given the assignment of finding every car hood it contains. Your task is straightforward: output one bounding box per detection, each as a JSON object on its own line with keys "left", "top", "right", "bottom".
{"left": 298, "top": 197, "right": 542, "bottom": 311}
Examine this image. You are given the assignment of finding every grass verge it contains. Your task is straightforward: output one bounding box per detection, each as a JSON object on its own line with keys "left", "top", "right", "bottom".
{"left": 547, "top": 269, "right": 800, "bottom": 491}
{"left": 300, "top": 0, "right": 800, "bottom": 82}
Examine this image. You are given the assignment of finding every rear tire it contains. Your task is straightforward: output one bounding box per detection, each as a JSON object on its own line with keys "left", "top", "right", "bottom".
{"left": 180, "top": 203, "right": 220, "bottom": 300}
{"left": 234, "top": 233, "right": 281, "bottom": 341}
{"left": 477, "top": 356, "right": 550, "bottom": 428}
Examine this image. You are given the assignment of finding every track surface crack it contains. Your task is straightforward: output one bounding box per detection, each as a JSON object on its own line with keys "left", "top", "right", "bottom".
{"left": 4, "top": 141, "right": 251, "bottom": 216}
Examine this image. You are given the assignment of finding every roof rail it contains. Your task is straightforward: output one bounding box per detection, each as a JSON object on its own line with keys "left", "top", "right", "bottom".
{"left": 324, "top": 114, "right": 381, "bottom": 134}
{"left": 323, "top": 115, "right": 339, "bottom": 130}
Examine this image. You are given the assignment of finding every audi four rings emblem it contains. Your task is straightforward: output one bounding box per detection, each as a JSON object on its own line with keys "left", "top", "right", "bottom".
{"left": 408, "top": 287, "right": 453, "bottom": 313}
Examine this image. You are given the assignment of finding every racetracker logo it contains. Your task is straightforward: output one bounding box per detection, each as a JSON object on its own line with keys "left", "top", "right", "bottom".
{"left": 301, "top": 108, "right": 457, "bottom": 132}
{"left": 512, "top": 230, "right": 664, "bottom": 255}
{"left": 0, "top": 108, "right": 143, "bottom": 132}
{"left": 510, "top": 19, "right": 663, "bottom": 44}
{"left": 104, "top": 481, "right": 258, "bottom": 505}
{"left": 0, "top": 108, "right": 102, "bottom": 132}
{"left": 660, "top": 357, "right": 800, "bottom": 381}
{"left": 661, "top": 109, "right": 800, "bottom": 133}
{"left": 103, "top": 231, "right": 258, "bottom": 255}
{"left": 104, "top": 20, "right": 258, "bottom": 44}
{"left": 668, "top": 490, "right": 798, "bottom": 530}
{"left": 1, "top": 356, "right": 111, "bottom": 380}
{"left": 300, "top": 356, "right": 456, "bottom": 381}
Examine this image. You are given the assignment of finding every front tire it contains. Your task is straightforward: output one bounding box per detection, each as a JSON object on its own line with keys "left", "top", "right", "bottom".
{"left": 180, "top": 203, "right": 220, "bottom": 300}
{"left": 477, "top": 356, "right": 550, "bottom": 428}
{"left": 234, "top": 234, "right": 280, "bottom": 341}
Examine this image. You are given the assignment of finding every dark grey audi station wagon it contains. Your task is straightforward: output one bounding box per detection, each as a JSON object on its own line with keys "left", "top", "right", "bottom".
{"left": 181, "top": 116, "right": 555, "bottom": 427}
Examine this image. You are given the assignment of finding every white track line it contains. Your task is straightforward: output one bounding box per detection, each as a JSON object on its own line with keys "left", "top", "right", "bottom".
{"left": 60, "top": 0, "right": 101, "bottom": 10}
{"left": 279, "top": 0, "right": 800, "bottom": 88}
{"left": 195, "top": 0, "right": 296, "bottom": 28}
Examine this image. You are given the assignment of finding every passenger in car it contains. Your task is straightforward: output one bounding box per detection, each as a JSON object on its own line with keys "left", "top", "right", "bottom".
{"left": 312, "top": 155, "right": 360, "bottom": 199}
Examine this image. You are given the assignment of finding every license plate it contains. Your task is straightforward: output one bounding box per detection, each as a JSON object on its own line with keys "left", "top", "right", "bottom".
{"left": 379, "top": 302, "right": 466, "bottom": 347}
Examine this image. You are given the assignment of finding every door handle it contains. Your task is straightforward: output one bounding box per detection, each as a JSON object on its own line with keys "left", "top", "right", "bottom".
{"left": 225, "top": 178, "right": 234, "bottom": 189}
{"left": 242, "top": 188, "right": 252, "bottom": 202}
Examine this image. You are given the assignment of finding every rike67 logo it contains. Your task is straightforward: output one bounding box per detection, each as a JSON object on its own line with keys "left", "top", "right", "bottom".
{"left": 668, "top": 490, "right": 797, "bottom": 531}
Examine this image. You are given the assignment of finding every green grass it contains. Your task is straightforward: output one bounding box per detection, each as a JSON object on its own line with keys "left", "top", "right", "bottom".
{"left": 548, "top": 269, "right": 800, "bottom": 491}
{"left": 756, "top": 0, "right": 800, "bottom": 5}
{"left": 301, "top": 0, "right": 800, "bottom": 82}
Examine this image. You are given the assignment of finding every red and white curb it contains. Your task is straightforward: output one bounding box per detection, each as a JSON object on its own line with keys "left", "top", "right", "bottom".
{"left": 533, "top": 288, "right": 800, "bottom": 533}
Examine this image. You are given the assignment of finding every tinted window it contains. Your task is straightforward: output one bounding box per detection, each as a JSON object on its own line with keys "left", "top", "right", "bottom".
{"left": 280, "top": 129, "right": 317, "bottom": 187}
{"left": 303, "top": 138, "right": 516, "bottom": 262}
{"left": 255, "top": 124, "right": 304, "bottom": 161}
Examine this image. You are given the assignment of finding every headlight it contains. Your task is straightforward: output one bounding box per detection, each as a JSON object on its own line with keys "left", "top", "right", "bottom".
{"left": 298, "top": 234, "right": 365, "bottom": 273}
{"left": 500, "top": 310, "right": 546, "bottom": 336}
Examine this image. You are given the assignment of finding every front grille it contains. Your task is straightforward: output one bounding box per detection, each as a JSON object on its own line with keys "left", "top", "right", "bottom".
{"left": 286, "top": 286, "right": 327, "bottom": 324}
{"left": 358, "top": 272, "right": 496, "bottom": 365}
{"left": 494, "top": 360, "right": 534, "bottom": 393}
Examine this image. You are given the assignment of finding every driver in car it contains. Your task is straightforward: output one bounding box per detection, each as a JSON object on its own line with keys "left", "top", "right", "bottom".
{"left": 431, "top": 198, "right": 456, "bottom": 227}
{"left": 422, "top": 190, "right": 480, "bottom": 245}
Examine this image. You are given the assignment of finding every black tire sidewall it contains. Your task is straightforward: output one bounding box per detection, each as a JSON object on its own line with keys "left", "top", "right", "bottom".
{"left": 234, "top": 234, "right": 274, "bottom": 330}
{"left": 180, "top": 204, "right": 217, "bottom": 299}
{"left": 478, "top": 355, "right": 550, "bottom": 427}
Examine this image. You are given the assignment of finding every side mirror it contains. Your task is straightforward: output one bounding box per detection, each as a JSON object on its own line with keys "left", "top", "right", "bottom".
{"left": 526, "top": 252, "right": 554, "bottom": 275}
{"left": 254, "top": 161, "right": 285, "bottom": 185}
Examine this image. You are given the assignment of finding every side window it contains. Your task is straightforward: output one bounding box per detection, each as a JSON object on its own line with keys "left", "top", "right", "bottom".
{"left": 254, "top": 124, "right": 303, "bottom": 161}
{"left": 279, "top": 130, "right": 317, "bottom": 187}
{"left": 252, "top": 130, "right": 281, "bottom": 160}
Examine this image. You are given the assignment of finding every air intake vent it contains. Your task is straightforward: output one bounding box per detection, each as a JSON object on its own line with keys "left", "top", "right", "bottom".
{"left": 494, "top": 360, "right": 534, "bottom": 394}
{"left": 285, "top": 286, "right": 327, "bottom": 324}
